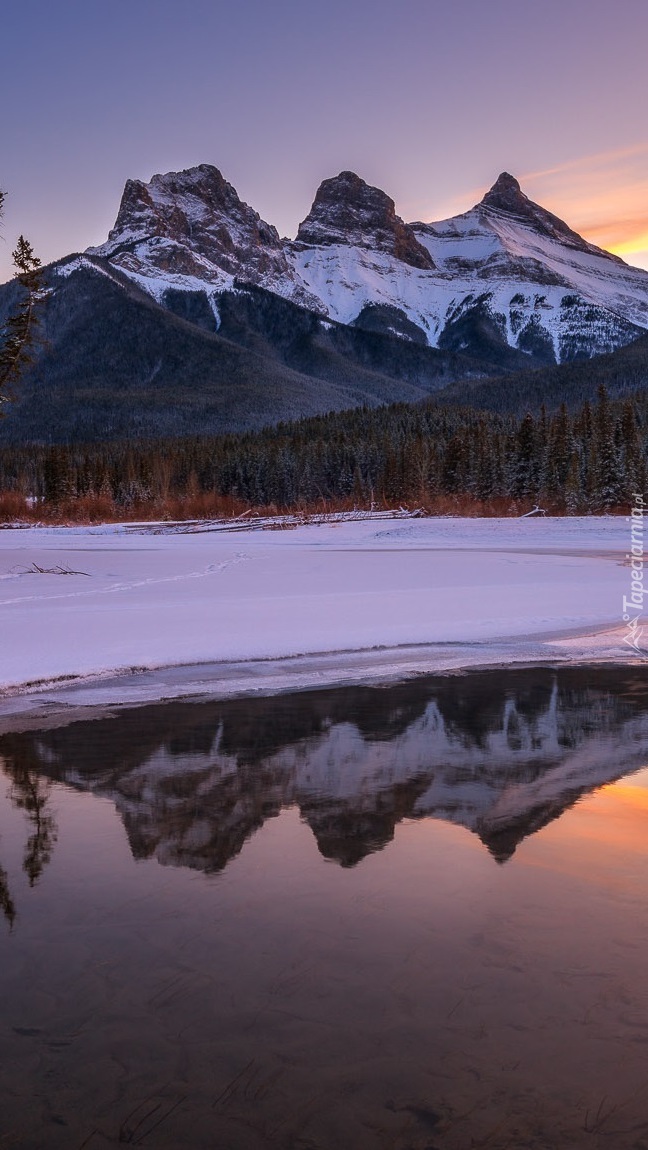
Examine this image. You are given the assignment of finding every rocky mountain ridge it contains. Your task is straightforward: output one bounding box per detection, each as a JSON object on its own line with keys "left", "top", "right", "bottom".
{"left": 295, "top": 169, "right": 435, "bottom": 269}
{"left": 2, "top": 162, "right": 648, "bottom": 442}
{"left": 478, "top": 171, "right": 615, "bottom": 253}
{"left": 93, "top": 163, "right": 324, "bottom": 313}
{"left": 88, "top": 163, "right": 648, "bottom": 364}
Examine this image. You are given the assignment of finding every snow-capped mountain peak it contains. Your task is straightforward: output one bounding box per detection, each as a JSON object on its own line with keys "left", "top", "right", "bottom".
{"left": 84, "top": 162, "right": 648, "bottom": 366}
{"left": 478, "top": 171, "right": 622, "bottom": 260}
{"left": 88, "top": 163, "right": 323, "bottom": 311}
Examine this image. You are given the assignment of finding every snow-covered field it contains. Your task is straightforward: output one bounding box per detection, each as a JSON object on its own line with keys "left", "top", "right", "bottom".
{"left": 0, "top": 515, "right": 640, "bottom": 716}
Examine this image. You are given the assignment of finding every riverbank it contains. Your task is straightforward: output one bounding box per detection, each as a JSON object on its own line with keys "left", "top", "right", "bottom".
{"left": 0, "top": 515, "right": 639, "bottom": 720}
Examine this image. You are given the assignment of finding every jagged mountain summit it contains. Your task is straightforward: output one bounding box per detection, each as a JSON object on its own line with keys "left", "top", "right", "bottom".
{"left": 87, "top": 163, "right": 648, "bottom": 363}
{"left": 295, "top": 170, "right": 435, "bottom": 270}
{"left": 410, "top": 172, "right": 648, "bottom": 361}
{"left": 479, "top": 171, "right": 608, "bottom": 250}
{"left": 90, "top": 163, "right": 323, "bottom": 312}
{"left": 3, "top": 161, "right": 648, "bottom": 441}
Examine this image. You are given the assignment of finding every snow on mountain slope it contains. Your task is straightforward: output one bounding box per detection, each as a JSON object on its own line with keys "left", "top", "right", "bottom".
{"left": 86, "top": 165, "right": 648, "bottom": 365}
{"left": 412, "top": 173, "right": 648, "bottom": 356}
{"left": 289, "top": 243, "right": 444, "bottom": 334}
{"left": 290, "top": 172, "right": 648, "bottom": 361}
{"left": 88, "top": 163, "right": 324, "bottom": 314}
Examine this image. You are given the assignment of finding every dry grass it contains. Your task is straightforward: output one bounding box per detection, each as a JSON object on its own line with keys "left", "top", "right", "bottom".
{"left": 0, "top": 490, "right": 250, "bottom": 525}
{"left": 0, "top": 487, "right": 627, "bottom": 526}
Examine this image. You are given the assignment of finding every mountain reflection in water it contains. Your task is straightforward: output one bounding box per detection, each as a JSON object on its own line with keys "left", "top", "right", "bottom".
{"left": 2, "top": 665, "right": 648, "bottom": 1150}
{"left": 1, "top": 665, "right": 647, "bottom": 899}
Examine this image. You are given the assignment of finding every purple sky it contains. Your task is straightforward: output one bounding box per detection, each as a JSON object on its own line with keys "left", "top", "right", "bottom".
{"left": 2, "top": 0, "right": 648, "bottom": 281}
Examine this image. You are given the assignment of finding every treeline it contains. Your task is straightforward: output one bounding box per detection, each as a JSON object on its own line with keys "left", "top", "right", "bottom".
{"left": 442, "top": 328, "right": 648, "bottom": 414}
{"left": 0, "top": 386, "right": 646, "bottom": 520}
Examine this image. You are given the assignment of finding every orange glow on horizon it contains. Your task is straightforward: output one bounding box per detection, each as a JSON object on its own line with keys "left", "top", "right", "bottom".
{"left": 413, "top": 143, "right": 648, "bottom": 272}
{"left": 521, "top": 769, "right": 648, "bottom": 890}
{"left": 516, "top": 145, "right": 648, "bottom": 271}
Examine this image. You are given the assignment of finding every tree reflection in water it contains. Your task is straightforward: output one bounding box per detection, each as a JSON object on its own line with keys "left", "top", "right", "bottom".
{"left": 1, "top": 665, "right": 648, "bottom": 1149}
{"left": 0, "top": 862, "right": 16, "bottom": 928}
{"left": 1, "top": 664, "right": 647, "bottom": 915}
{"left": 0, "top": 737, "right": 58, "bottom": 927}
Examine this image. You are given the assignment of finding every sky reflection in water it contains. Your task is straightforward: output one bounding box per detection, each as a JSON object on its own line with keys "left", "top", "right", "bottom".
{"left": 0, "top": 665, "right": 647, "bottom": 1149}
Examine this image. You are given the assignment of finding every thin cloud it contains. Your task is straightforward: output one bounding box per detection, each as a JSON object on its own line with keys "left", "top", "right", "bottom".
{"left": 405, "top": 144, "right": 648, "bottom": 271}
{"left": 521, "top": 142, "right": 648, "bottom": 184}
{"left": 580, "top": 215, "right": 648, "bottom": 245}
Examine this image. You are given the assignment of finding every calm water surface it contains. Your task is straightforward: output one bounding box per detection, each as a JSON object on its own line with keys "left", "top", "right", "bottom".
{"left": 1, "top": 666, "right": 648, "bottom": 1149}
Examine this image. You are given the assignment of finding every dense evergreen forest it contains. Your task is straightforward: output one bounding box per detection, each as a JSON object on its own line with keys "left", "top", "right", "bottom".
{"left": 440, "top": 329, "right": 648, "bottom": 414}
{"left": 0, "top": 386, "right": 646, "bottom": 519}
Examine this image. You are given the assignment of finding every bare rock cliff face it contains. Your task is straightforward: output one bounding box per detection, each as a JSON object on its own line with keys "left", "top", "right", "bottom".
{"left": 77, "top": 162, "right": 648, "bottom": 370}
{"left": 92, "top": 164, "right": 313, "bottom": 297}
{"left": 296, "top": 170, "right": 435, "bottom": 270}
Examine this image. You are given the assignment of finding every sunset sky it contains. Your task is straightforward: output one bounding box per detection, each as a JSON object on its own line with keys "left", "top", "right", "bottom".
{"left": 1, "top": 0, "right": 648, "bottom": 281}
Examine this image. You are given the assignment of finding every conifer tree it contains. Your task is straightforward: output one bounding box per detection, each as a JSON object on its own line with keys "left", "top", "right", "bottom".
{"left": 546, "top": 403, "right": 573, "bottom": 499}
{"left": 511, "top": 413, "right": 538, "bottom": 498}
{"left": 564, "top": 449, "right": 583, "bottom": 514}
{"left": 42, "top": 446, "right": 74, "bottom": 504}
{"left": 593, "top": 385, "right": 623, "bottom": 509}
{"left": 0, "top": 221, "right": 45, "bottom": 414}
{"left": 619, "top": 399, "right": 642, "bottom": 501}
{"left": 575, "top": 399, "right": 595, "bottom": 503}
